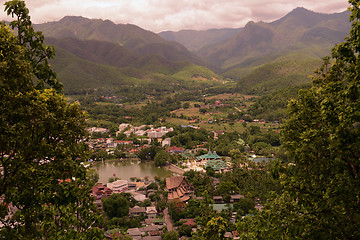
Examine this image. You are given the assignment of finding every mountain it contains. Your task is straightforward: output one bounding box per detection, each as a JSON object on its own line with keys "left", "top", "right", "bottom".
{"left": 35, "top": 16, "right": 209, "bottom": 66}
{"left": 159, "top": 28, "right": 242, "bottom": 52}
{"left": 47, "top": 37, "right": 190, "bottom": 73}
{"left": 29, "top": 16, "right": 222, "bottom": 93}
{"left": 30, "top": 8, "right": 351, "bottom": 95}
{"left": 197, "top": 8, "right": 350, "bottom": 70}
{"left": 35, "top": 16, "right": 163, "bottom": 50}
{"left": 45, "top": 37, "right": 221, "bottom": 93}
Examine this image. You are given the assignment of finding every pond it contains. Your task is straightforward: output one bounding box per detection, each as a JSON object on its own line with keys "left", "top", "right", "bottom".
{"left": 93, "top": 159, "right": 173, "bottom": 183}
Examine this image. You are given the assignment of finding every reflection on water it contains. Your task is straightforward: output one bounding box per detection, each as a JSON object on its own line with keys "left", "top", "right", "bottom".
{"left": 93, "top": 159, "right": 173, "bottom": 183}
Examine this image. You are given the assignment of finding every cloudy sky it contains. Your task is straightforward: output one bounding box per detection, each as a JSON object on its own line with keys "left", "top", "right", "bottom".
{"left": 0, "top": 0, "right": 350, "bottom": 32}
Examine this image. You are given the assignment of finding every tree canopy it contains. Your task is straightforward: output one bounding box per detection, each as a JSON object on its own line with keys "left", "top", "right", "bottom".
{"left": 0, "top": 1, "right": 102, "bottom": 238}
{"left": 239, "top": 1, "right": 360, "bottom": 239}
{"left": 102, "top": 194, "right": 130, "bottom": 219}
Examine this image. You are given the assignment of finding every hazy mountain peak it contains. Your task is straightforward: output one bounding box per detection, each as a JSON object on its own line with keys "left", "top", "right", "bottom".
{"left": 58, "top": 16, "right": 92, "bottom": 23}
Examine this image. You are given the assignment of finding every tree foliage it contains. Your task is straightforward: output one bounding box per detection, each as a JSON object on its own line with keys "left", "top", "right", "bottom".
{"left": 0, "top": 1, "right": 103, "bottom": 238}
{"left": 241, "top": 1, "right": 360, "bottom": 238}
{"left": 102, "top": 194, "right": 130, "bottom": 219}
{"left": 154, "top": 150, "right": 172, "bottom": 166}
{"left": 161, "top": 230, "right": 179, "bottom": 240}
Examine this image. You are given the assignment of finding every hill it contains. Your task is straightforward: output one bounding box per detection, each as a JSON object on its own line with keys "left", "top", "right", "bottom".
{"left": 35, "top": 16, "right": 209, "bottom": 66}
{"left": 159, "top": 28, "right": 242, "bottom": 52}
{"left": 197, "top": 8, "right": 350, "bottom": 69}
{"left": 192, "top": 8, "right": 351, "bottom": 94}
{"left": 32, "top": 8, "right": 352, "bottom": 96}
{"left": 47, "top": 38, "right": 220, "bottom": 94}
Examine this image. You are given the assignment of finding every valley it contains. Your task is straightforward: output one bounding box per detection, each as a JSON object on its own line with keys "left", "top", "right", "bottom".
{"left": 2, "top": 1, "right": 358, "bottom": 239}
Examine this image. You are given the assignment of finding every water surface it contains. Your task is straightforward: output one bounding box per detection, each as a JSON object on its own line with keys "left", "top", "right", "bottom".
{"left": 93, "top": 159, "right": 173, "bottom": 183}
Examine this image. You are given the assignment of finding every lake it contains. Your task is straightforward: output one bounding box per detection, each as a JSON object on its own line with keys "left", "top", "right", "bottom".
{"left": 93, "top": 159, "right": 173, "bottom": 183}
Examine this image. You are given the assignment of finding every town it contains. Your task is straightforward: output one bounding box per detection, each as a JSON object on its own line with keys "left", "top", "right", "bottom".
{"left": 85, "top": 122, "right": 274, "bottom": 239}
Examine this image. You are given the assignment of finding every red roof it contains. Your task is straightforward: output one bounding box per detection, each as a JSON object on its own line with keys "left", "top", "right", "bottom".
{"left": 167, "top": 146, "right": 184, "bottom": 152}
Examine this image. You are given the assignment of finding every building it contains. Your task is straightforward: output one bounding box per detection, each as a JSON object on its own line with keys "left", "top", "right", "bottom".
{"left": 196, "top": 150, "right": 222, "bottom": 166}
{"left": 146, "top": 206, "right": 158, "bottom": 219}
{"left": 165, "top": 176, "right": 193, "bottom": 202}
{"left": 230, "top": 194, "right": 245, "bottom": 203}
{"left": 147, "top": 127, "right": 173, "bottom": 139}
{"left": 162, "top": 138, "right": 171, "bottom": 147}
{"left": 205, "top": 158, "right": 228, "bottom": 171}
{"left": 91, "top": 184, "right": 113, "bottom": 200}
{"left": 129, "top": 206, "right": 146, "bottom": 217}
{"left": 106, "top": 180, "right": 128, "bottom": 193}
{"left": 213, "top": 130, "right": 225, "bottom": 139}
{"left": 118, "top": 123, "right": 132, "bottom": 132}
{"left": 88, "top": 127, "right": 109, "bottom": 134}
{"left": 166, "top": 146, "right": 184, "bottom": 154}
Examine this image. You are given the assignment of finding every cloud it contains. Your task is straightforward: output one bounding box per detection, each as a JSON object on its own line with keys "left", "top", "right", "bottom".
{"left": 0, "top": 0, "right": 349, "bottom": 32}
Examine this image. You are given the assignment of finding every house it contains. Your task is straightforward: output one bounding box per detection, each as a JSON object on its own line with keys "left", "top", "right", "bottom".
{"left": 129, "top": 206, "right": 146, "bottom": 217}
{"left": 166, "top": 146, "right": 184, "bottom": 154}
{"left": 91, "top": 184, "right": 113, "bottom": 200}
{"left": 153, "top": 218, "right": 165, "bottom": 225}
{"left": 130, "top": 191, "right": 148, "bottom": 202}
{"left": 165, "top": 176, "right": 193, "bottom": 202}
{"left": 142, "top": 236, "right": 161, "bottom": 240}
{"left": 180, "top": 219, "right": 196, "bottom": 228}
{"left": 127, "top": 228, "right": 142, "bottom": 238}
{"left": 146, "top": 206, "right": 158, "bottom": 219}
{"left": 114, "top": 140, "right": 133, "bottom": 145}
{"left": 162, "top": 138, "right": 171, "bottom": 147}
{"left": 230, "top": 194, "right": 245, "bottom": 203}
{"left": 107, "top": 180, "right": 128, "bottom": 193}
{"left": 141, "top": 225, "right": 162, "bottom": 232}
{"left": 88, "top": 127, "right": 109, "bottom": 134}
{"left": 147, "top": 127, "right": 173, "bottom": 138}
{"left": 213, "top": 196, "right": 223, "bottom": 204}
{"left": 104, "top": 228, "right": 122, "bottom": 239}
{"left": 213, "top": 130, "right": 225, "bottom": 139}
{"left": 118, "top": 123, "right": 131, "bottom": 132}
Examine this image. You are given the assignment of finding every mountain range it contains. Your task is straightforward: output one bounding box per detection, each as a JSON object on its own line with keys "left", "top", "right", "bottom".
{"left": 28, "top": 7, "right": 351, "bottom": 94}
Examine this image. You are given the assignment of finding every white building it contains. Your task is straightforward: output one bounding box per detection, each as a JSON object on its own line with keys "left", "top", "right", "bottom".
{"left": 147, "top": 127, "right": 173, "bottom": 139}
{"left": 162, "top": 138, "right": 171, "bottom": 147}
{"left": 87, "top": 127, "right": 109, "bottom": 134}
{"left": 107, "top": 180, "right": 128, "bottom": 193}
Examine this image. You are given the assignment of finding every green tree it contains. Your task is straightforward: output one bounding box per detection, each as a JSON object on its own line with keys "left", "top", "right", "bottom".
{"left": 154, "top": 150, "right": 171, "bottom": 166}
{"left": 178, "top": 223, "right": 192, "bottom": 237}
{"left": 86, "top": 168, "right": 100, "bottom": 186}
{"left": 168, "top": 200, "right": 186, "bottom": 222}
{"left": 102, "top": 194, "right": 130, "bottom": 219}
{"left": 215, "top": 180, "right": 239, "bottom": 201}
{"left": 241, "top": 1, "right": 360, "bottom": 239}
{"left": 138, "top": 145, "right": 158, "bottom": 161}
{"left": 95, "top": 148, "right": 109, "bottom": 160}
{"left": 161, "top": 230, "right": 179, "bottom": 240}
{"left": 203, "top": 216, "right": 228, "bottom": 240}
{"left": 233, "top": 198, "right": 255, "bottom": 216}
{"left": 0, "top": 1, "right": 103, "bottom": 238}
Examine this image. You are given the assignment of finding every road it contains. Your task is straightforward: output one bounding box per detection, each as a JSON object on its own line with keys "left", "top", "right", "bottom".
{"left": 163, "top": 208, "right": 173, "bottom": 231}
